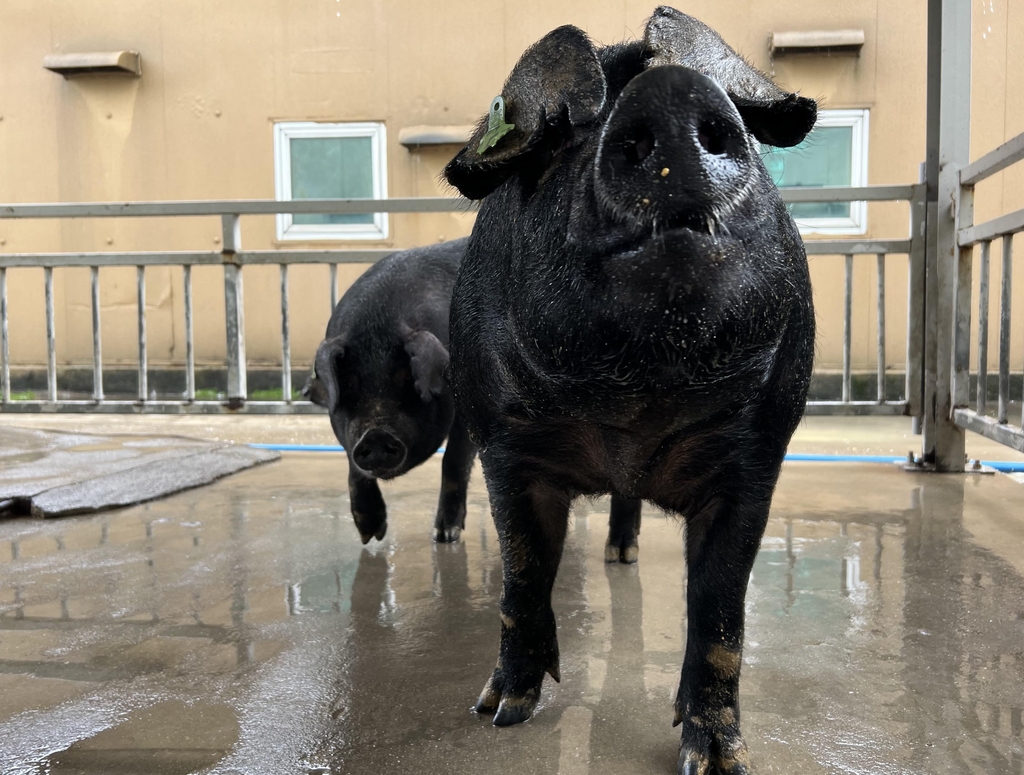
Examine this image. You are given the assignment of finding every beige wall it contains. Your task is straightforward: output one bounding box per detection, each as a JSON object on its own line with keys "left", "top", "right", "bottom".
{"left": 0, "top": 1, "right": 1021, "bottom": 373}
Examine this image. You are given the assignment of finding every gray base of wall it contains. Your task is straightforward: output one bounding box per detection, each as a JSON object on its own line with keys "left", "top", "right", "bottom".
{"left": 2, "top": 367, "right": 1022, "bottom": 404}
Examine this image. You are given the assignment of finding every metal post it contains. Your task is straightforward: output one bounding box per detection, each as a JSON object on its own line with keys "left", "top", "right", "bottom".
{"left": 952, "top": 188, "right": 973, "bottom": 412}
{"left": 222, "top": 214, "right": 246, "bottom": 407}
{"left": 976, "top": 241, "right": 990, "bottom": 414}
{"left": 998, "top": 235, "right": 1013, "bottom": 423}
{"left": 876, "top": 253, "right": 886, "bottom": 402}
{"left": 907, "top": 180, "right": 927, "bottom": 431}
{"left": 91, "top": 266, "right": 103, "bottom": 401}
{"left": 44, "top": 266, "right": 56, "bottom": 402}
{"left": 929, "top": 0, "right": 971, "bottom": 471}
{"left": 137, "top": 266, "right": 147, "bottom": 401}
{"left": 0, "top": 267, "right": 8, "bottom": 403}
{"left": 280, "top": 264, "right": 291, "bottom": 402}
{"left": 843, "top": 254, "right": 853, "bottom": 403}
{"left": 330, "top": 263, "right": 338, "bottom": 312}
{"left": 184, "top": 265, "right": 195, "bottom": 402}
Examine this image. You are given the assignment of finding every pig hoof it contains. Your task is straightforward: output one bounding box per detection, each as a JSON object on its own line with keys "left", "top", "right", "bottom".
{"left": 677, "top": 730, "right": 751, "bottom": 775}
{"left": 604, "top": 540, "right": 639, "bottom": 564}
{"left": 493, "top": 693, "right": 539, "bottom": 726}
{"left": 357, "top": 520, "right": 388, "bottom": 544}
{"left": 434, "top": 525, "right": 462, "bottom": 543}
{"left": 475, "top": 679, "right": 540, "bottom": 726}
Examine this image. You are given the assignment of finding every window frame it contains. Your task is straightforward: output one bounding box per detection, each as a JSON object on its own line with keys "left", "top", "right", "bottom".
{"left": 764, "top": 108, "right": 870, "bottom": 236}
{"left": 273, "top": 121, "right": 388, "bottom": 242}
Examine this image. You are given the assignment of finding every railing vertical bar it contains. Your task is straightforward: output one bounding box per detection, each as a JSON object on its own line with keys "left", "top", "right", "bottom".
{"left": 976, "top": 241, "right": 990, "bottom": 414}
{"left": 222, "top": 214, "right": 246, "bottom": 406}
{"left": 998, "top": 235, "right": 1013, "bottom": 423}
{"left": 183, "top": 265, "right": 195, "bottom": 402}
{"left": 0, "top": 267, "right": 9, "bottom": 403}
{"left": 137, "top": 266, "right": 147, "bottom": 401}
{"left": 44, "top": 266, "right": 56, "bottom": 402}
{"left": 280, "top": 264, "right": 291, "bottom": 402}
{"left": 876, "top": 253, "right": 886, "bottom": 403}
{"left": 330, "top": 263, "right": 338, "bottom": 311}
{"left": 90, "top": 266, "right": 103, "bottom": 401}
{"left": 843, "top": 254, "right": 853, "bottom": 403}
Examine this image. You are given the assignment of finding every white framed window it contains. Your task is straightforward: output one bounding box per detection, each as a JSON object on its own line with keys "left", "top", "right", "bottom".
{"left": 760, "top": 109, "right": 869, "bottom": 235}
{"left": 274, "top": 122, "right": 388, "bottom": 241}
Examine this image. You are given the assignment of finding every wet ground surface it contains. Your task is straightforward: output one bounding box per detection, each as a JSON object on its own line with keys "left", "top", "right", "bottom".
{"left": 1, "top": 450, "right": 1023, "bottom": 774}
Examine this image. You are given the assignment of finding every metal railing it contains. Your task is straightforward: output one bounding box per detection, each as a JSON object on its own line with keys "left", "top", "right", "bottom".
{"left": 0, "top": 187, "right": 923, "bottom": 416}
{"left": 950, "top": 132, "right": 1024, "bottom": 453}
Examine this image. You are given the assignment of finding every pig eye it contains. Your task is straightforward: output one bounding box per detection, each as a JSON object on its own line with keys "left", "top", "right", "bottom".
{"left": 622, "top": 127, "right": 655, "bottom": 164}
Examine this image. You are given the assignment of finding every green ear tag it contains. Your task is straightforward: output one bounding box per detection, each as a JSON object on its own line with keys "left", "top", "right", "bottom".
{"left": 477, "top": 95, "right": 515, "bottom": 154}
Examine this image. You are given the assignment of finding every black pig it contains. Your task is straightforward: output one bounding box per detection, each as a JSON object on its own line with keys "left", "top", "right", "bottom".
{"left": 443, "top": 8, "right": 816, "bottom": 774}
{"left": 305, "top": 239, "right": 476, "bottom": 544}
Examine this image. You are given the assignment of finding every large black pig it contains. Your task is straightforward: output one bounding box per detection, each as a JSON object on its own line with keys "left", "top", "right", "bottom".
{"left": 443, "top": 8, "right": 816, "bottom": 773}
{"left": 305, "top": 238, "right": 476, "bottom": 544}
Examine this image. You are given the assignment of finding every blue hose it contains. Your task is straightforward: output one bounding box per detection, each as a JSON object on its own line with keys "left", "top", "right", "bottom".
{"left": 248, "top": 444, "right": 1024, "bottom": 473}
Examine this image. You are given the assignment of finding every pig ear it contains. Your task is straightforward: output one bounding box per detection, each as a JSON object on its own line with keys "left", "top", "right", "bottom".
{"left": 403, "top": 330, "right": 449, "bottom": 402}
{"left": 301, "top": 372, "right": 329, "bottom": 408}
{"left": 444, "top": 25, "right": 607, "bottom": 199}
{"left": 313, "top": 335, "right": 347, "bottom": 413}
{"left": 643, "top": 6, "right": 817, "bottom": 147}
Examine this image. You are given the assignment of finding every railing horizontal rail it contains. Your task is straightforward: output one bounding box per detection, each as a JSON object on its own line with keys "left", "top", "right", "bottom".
{"left": 0, "top": 197, "right": 475, "bottom": 219}
{"left": 779, "top": 184, "right": 917, "bottom": 203}
{"left": 960, "top": 131, "right": 1024, "bottom": 186}
{"left": 803, "top": 240, "right": 911, "bottom": 255}
{"left": 0, "top": 186, "right": 916, "bottom": 223}
{"left": 0, "top": 250, "right": 397, "bottom": 268}
{"left": 954, "top": 409, "right": 1024, "bottom": 453}
{"left": 0, "top": 400, "right": 327, "bottom": 415}
{"left": 958, "top": 207, "right": 1024, "bottom": 246}
{"left": 796, "top": 402, "right": 909, "bottom": 416}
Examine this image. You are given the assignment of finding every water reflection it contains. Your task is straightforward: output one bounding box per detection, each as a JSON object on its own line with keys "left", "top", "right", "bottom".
{"left": 0, "top": 459, "right": 1022, "bottom": 774}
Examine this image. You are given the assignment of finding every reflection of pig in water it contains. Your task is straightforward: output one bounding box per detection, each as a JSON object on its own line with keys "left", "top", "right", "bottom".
{"left": 304, "top": 239, "right": 476, "bottom": 544}
{"left": 444, "top": 7, "right": 816, "bottom": 773}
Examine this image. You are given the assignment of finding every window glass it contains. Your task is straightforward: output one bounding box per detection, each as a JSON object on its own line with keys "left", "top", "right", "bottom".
{"left": 274, "top": 122, "right": 387, "bottom": 241}
{"left": 762, "top": 125, "right": 854, "bottom": 219}
{"left": 290, "top": 136, "right": 375, "bottom": 226}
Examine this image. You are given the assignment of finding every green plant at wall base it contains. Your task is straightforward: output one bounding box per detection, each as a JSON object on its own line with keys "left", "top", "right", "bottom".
{"left": 189, "top": 388, "right": 303, "bottom": 401}
{"left": 9, "top": 391, "right": 37, "bottom": 400}
{"left": 250, "top": 388, "right": 304, "bottom": 401}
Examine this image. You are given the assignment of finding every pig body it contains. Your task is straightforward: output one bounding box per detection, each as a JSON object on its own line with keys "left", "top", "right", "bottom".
{"left": 444, "top": 8, "right": 815, "bottom": 773}
{"left": 307, "top": 238, "right": 476, "bottom": 544}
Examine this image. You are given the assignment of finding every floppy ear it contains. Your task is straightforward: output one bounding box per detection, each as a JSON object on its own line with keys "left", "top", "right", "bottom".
{"left": 403, "top": 330, "right": 449, "bottom": 402}
{"left": 312, "top": 335, "right": 347, "bottom": 413}
{"left": 301, "top": 372, "right": 329, "bottom": 408}
{"left": 643, "top": 6, "right": 817, "bottom": 147}
{"left": 444, "top": 25, "right": 607, "bottom": 199}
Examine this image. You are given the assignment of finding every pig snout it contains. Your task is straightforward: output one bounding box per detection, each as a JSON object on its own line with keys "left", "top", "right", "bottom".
{"left": 351, "top": 428, "right": 408, "bottom": 477}
{"left": 595, "top": 64, "right": 753, "bottom": 229}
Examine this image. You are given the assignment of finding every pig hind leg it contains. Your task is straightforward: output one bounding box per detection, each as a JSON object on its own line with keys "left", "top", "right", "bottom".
{"left": 606, "top": 494, "right": 642, "bottom": 563}
{"left": 434, "top": 418, "right": 477, "bottom": 542}
{"left": 475, "top": 449, "right": 570, "bottom": 726}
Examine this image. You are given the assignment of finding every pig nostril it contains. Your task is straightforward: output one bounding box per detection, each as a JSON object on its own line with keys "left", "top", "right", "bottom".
{"left": 622, "top": 127, "right": 655, "bottom": 164}
{"left": 697, "top": 120, "right": 728, "bottom": 156}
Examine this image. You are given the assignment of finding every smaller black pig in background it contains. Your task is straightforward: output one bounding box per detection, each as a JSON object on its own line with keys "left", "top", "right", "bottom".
{"left": 304, "top": 238, "right": 476, "bottom": 544}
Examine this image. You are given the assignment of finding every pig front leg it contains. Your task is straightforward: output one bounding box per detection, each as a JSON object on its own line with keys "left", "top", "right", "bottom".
{"left": 606, "top": 494, "right": 642, "bottom": 564}
{"left": 674, "top": 481, "right": 775, "bottom": 775}
{"left": 475, "top": 450, "right": 570, "bottom": 726}
{"left": 434, "top": 418, "right": 477, "bottom": 543}
{"left": 348, "top": 466, "right": 388, "bottom": 544}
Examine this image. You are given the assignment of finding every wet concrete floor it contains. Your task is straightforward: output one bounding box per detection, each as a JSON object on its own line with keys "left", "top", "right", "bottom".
{"left": 1, "top": 449, "right": 1023, "bottom": 774}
